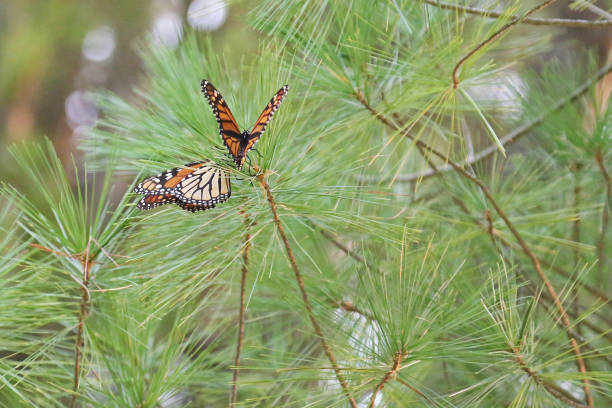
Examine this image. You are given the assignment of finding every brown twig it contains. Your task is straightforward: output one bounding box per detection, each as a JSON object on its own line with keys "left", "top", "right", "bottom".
{"left": 230, "top": 210, "right": 252, "bottom": 408}
{"left": 257, "top": 173, "right": 358, "bottom": 408}
{"left": 452, "top": 0, "right": 558, "bottom": 88}
{"left": 422, "top": 0, "right": 612, "bottom": 28}
{"left": 337, "top": 299, "right": 374, "bottom": 321}
{"left": 457, "top": 200, "right": 612, "bottom": 348}
{"left": 30, "top": 243, "right": 84, "bottom": 261}
{"left": 318, "top": 227, "right": 368, "bottom": 266}
{"left": 369, "top": 351, "right": 405, "bottom": 408}
{"left": 511, "top": 347, "right": 588, "bottom": 408}
{"left": 70, "top": 245, "right": 93, "bottom": 408}
{"left": 594, "top": 149, "right": 610, "bottom": 281}
{"left": 477, "top": 209, "right": 595, "bottom": 404}
{"left": 395, "top": 377, "right": 426, "bottom": 398}
{"left": 484, "top": 209, "right": 503, "bottom": 256}
{"left": 360, "top": 61, "right": 612, "bottom": 184}
{"left": 570, "top": 163, "right": 583, "bottom": 335}
{"left": 545, "top": 259, "right": 610, "bottom": 305}
{"left": 356, "top": 92, "right": 594, "bottom": 406}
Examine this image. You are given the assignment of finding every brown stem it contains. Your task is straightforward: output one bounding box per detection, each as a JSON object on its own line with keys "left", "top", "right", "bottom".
{"left": 70, "top": 250, "right": 92, "bottom": 408}
{"left": 594, "top": 150, "right": 610, "bottom": 281}
{"left": 452, "top": 0, "right": 558, "bottom": 88}
{"left": 318, "top": 227, "right": 368, "bottom": 266}
{"left": 512, "top": 348, "right": 588, "bottom": 408}
{"left": 570, "top": 164, "right": 583, "bottom": 335}
{"left": 484, "top": 209, "right": 503, "bottom": 255}
{"left": 230, "top": 211, "right": 252, "bottom": 408}
{"left": 369, "top": 351, "right": 405, "bottom": 408}
{"left": 337, "top": 299, "right": 374, "bottom": 321}
{"left": 545, "top": 259, "right": 610, "bottom": 305}
{"left": 356, "top": 92, "right": 593, "bottom": 406}
{"left": 571, "top": 163, "right": 583, "bottom": 266}
{"left": 478, "top": 209, "right": 594, "bottom": 405}
{"left": 257, "top": 173, "right": 358, "bottom": 408}
{"left": 395, "top": 377, "right": 425, "bottom": 398}
{"left": 360, "top": 61, "right": 612, "bottom": 184}
{"left": 460, "top": 201, "right": 612, "bottom": 347}
{"left": 422, "top": 0, "right": 612, "bottom": 28}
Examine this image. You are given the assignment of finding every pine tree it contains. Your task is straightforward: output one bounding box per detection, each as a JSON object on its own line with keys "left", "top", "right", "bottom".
{"left": 1, "top": 1, "right": 611, "bottom": 407}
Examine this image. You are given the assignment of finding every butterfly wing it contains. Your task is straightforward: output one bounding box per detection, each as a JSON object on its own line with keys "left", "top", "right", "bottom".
{"left": 133, "top": 161, "right": 207, "bottom": 195}
{"left": 134, "top": 161, "right": 230, "bottom": 212}
{"left": 176, "top": 202, "right": 216, "bottom": 213}
{"left": 136, "top": 194, "right": 178, "bottom": 210}
{"left": 232, "top": 85, "right": 290, "bottom": 170}
{"left": 173, "top": 163, "right": 231, "bottom": 207}
{"left": 201, "top": 80, "right": 243, "bottom": 163}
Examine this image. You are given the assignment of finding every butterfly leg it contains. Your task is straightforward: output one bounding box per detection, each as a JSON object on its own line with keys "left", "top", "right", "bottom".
{"left": 251, "top": 148, "right": 263, "bottom": 159}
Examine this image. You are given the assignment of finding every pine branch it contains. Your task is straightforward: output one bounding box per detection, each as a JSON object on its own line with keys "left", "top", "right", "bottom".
{"left": 594, "top": 149, "right": 610, "bottom": 281}
{"left": 336, "top": 299, "right": 374, "bottom": 321}
{"left": 383, "top": 61, "right": 612, "bottom": 183}
{"left": 257, "top": 173, "right": 358, "bottom": 408}
{"left": 484, "top": 209, "right": 504, "bottom": 255}
{"left": 452, "top": 0, "right": 559, "bottom": 88}
{"left": 230, "top": 210, "right": 252, "bottom": 408}
{"left": 355, "top": 91, "right": 594, "bottom": 407}
{"left": 422, "top": 0, "right": 612, "bottom": 28}
{"left": 317, "top": 227, "right": 367, "bottom": 266}
{"left": 511, "top": 347, "right": 589, "bottom": 408}
{"left": 70, "top": 244, "right": 93, "bottom": 408}
{"left": 369, "top": 351, "right": 406, "bottom": 408}
{"left": 455, "top": 197, "right": 612, "bottom": 351}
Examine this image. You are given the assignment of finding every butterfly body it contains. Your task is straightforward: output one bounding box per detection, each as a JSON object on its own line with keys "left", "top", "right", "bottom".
{"left": 201, "top": 80, "right": 289, "bottom": 170}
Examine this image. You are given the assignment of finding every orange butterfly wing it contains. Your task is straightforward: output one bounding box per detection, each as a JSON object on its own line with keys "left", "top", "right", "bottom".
{"left": 136, "top": 194, "right": 178, "bottom": 210}
{"left": 236, "top": 85, "right": 289, "bottom": 169}
{"left": 134, "top": 161, "right": 230, "bottom": 212}
{"left": 134, "top": 162, "right": 207, "bottom": 195}
{"left": 201, "top": 80, "right": 243, "bottom": 162}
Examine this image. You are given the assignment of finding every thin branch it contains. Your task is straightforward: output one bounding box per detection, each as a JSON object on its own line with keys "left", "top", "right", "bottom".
{"left": 422, "top": 0, "right": 612, "bottom": 28}
{"left": 30, "top": 243, "right": 85, "bottom": 262}
{"left": 369, "top": 351, "right": 405, "bottom": 408}
{"left": 594, "top": 149, "right": 610, "bottom": 281}
{"left": 571, "top": 163, "right": 583, "bottom": 266}
{"left": 570, "top": 163, "right": 583, "bottom": 336}
{"left": 257, "top": 173, "right": 358, "bottom": 408}
{"left": 469, "top": 207, "right": 601, "bottom": 403}
{"left": 452, "top": 0, "right": 559, "bottom": 88}
{"left": 511, "top": 347, "right": 589, "bottom": 408}
{"left": 230, "top": 210, "right": 252, "bottom": 408}
{"left": 318, "top": 227, "right": 367, "bottom": 266}
{"left": 395, "top": 377, "right": 426, "bottom": 399}
{"left": 574, "top": 0, "right": 612, "bottom": 20}
{"left": 356, "top": 92, "right": 594, "bottom": 407}
{"left": 484, "top": 208, "right": 503, "bottom": 255}
{"left": 70, "top": 244, "right": 92, "bottom": 408}
{"left": 456, "top": 198, "right": 612, "bottom": 348}
{"left": 363, "top": 61, "right": 612, "bottom": 183}
{"left": 336, "top": 299, "right": 374, "bottom": 321}
{"left": 542, "top": 257, "right": 610, "bottom": 305}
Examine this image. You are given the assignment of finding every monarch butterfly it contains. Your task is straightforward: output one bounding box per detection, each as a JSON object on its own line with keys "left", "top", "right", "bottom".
{"left": 134, "top": 161, "right": 231, "bottom": 212}
{"left": 201, "top": 80, "right": 289, "bottom": 170}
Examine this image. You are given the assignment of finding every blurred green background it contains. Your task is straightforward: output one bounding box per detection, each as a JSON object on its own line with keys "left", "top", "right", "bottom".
{"left": 0, "top": 0, "right": 261, "bottom": 180}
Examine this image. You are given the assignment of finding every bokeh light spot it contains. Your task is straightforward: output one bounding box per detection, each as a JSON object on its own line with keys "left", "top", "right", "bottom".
{"left": 82, "top": 25, "right": 116, "bottom": 62}
{"left": 187, "top": 0, "right": 228, "bottom": 31}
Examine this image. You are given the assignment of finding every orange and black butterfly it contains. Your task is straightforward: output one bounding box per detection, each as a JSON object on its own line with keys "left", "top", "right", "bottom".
{"left": 201, "top": 80, "right": 289, "bottom": 170}
{"left": 134, "top": 161, "right": 231, "bottom": 212}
